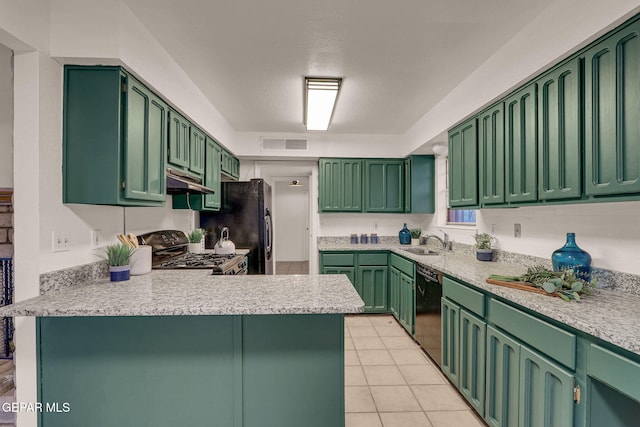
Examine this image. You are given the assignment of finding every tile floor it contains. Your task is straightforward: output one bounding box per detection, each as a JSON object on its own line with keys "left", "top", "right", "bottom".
{"left": 275, "top": 261, "right": 309, "bottom": 275}
{"left": 344, "top": 314, "right": 486, "bottom": 427}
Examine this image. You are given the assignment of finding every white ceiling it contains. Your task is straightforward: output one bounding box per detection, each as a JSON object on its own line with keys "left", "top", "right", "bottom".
{"left": 123, "top": 0, "right": 553, "bottom": 135}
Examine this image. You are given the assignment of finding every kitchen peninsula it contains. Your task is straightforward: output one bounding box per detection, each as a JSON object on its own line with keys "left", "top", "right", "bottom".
{"left": 0, "top": 272, "right": 364, "bottom": 427}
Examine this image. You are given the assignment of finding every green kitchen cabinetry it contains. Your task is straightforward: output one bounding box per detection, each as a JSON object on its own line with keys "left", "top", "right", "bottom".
{"left": 364, "top": 159, "right": 404, "bottom": 212}
{"left": 318, "top": 159, "right": 363, "bottom": 212}
{"left": 173, "top": 137, "right": 222, "bottom": 211}
{"left": 485, "top": 325, "right": 521, "bottom": 427}
{"left": 320, "top": 251, "right": 387, "bottom": 312}
{"left": 189, "top": 126, "right": 206, "bottom": 176}
{"left": 167, "top": 110, "right": 191, "bottom": 171}
{"left": 504, "top": 83, "right": 538, "bottom": 203}
{"left": 478, "top": 102, "right": 505, "bottom": 205}
{"left": 448, "top": 118, "right": 478, "bottom": 207}
{"left": 389, "top": 253, "right": 415, "bottom": 335}
{"left": 221, "top": 149, "right": 241, "bottom": 180}
{"left": 584, "top": 19, "right": 640, "bottom": 198}
{"left": 63, "top": 66, "right": 167, "bottom": 206}
{"left": 389, "top": 267, "right": 400, "bottom": 319}
{"left": 404, "top": 155, "right": 435, "bottom": 213}
{"left": 442, "top": 277, "right": 486, "bottom": 414}
{"left": 536, "top": 57, "right": 582, "bottom": 201}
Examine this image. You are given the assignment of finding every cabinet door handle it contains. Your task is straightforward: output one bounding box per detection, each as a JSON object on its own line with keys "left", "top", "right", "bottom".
{"left": 573, "top": 385, "right": 581, "bottom": 404}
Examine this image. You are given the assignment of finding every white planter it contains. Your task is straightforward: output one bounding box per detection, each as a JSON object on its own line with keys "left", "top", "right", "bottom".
{"left": 188, "top": 243, "right": 203, "bottom": 254}
{"left": 411, "top": 238, "right": 420, "bottom": 246}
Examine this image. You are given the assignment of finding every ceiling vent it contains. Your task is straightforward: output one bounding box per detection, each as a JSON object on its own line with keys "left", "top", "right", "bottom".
{"left": 261, "top": 138, "right": 308, "bottom": 151}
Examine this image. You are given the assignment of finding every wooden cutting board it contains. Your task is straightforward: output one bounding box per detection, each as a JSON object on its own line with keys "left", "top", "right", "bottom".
{"left": 485, "top": 278, "right": 561, "bottom": 298}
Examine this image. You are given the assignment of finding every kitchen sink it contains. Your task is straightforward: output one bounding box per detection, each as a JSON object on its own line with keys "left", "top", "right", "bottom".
{"left": 401, "top": 247, "right": 440, "bottom": 256}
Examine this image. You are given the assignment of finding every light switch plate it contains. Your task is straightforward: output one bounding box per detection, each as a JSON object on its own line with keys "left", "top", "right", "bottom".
{"left": 514, "top": 223, "right": 521, "bottom": 238}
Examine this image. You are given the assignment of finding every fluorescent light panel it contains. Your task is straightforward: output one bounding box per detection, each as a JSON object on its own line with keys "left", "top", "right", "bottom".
{"left": 305, "top": 78, "right": 341, "bottom": 131}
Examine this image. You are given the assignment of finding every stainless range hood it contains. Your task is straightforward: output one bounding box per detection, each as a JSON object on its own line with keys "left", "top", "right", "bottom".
{"left": 166, "top": 167, "right": 215, "bottom": 194}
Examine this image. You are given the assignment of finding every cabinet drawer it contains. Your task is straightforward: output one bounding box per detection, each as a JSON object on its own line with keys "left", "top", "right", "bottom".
{"left": 358, "top": 252, "right": 388, "bottom": 266}
{"left": 390, "top": 253, "right": 414, "bottom": 278}
{"left": 320, "top": 252, "right": 355, "bottom": 267}
{"left": 489, "top": 299, "right": 576, "bottom": 369}
{"left": 442, "top": 277, "right": 485, "bottom": 318}
{"left": 589, "top": 344, "right": 640, "bottom": 402}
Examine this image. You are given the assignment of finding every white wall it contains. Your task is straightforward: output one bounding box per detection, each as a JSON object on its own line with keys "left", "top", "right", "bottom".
{"left": 0, "top": 44, "right": 12, "bottom": 187}
{"left": 273, "top": 180, "right": 309, "bottom": 262}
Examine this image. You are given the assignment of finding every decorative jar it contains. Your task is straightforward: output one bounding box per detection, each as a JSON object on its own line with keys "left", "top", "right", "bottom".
{"left": 551, "top": 232, "right": 592, "bottom": 281}
{"left": 399, "top": 224, "right": 411, "bottom": 245}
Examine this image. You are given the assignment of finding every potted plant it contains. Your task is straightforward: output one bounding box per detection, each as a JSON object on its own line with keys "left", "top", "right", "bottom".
{"left": 410, "top": 228, "right": 422, "bottom": 246}
{"left": 105, "top": 243, "right": 135, "bottom": 281}
{"left": 474, "top": 232, "right": 496, "bottom": 261}
{"left": 187, "top": 229, "right": 204, "bottom": 254}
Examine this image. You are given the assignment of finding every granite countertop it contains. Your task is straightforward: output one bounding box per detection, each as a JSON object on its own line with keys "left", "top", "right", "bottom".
{"left": 0, "top": 272, "right": 365, "bottom": 317}
{"left": 320, "top": 243, "right": 640, "bottom": 356}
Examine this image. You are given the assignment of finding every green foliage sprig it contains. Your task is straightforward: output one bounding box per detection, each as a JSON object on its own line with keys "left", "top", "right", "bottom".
{"left": 188, "top": 229, "right": 204, "bottom": 243}
{"left": 410, "top": 228, "right": 422, "bottom": 239}
{"left": 474, "top": 233, "right": 495, "bottom": 250}
{"left": 490, "top": 265, "right": 597, "bottom": 302}
{"left": 105, "top": 243, "right": 135, "bottom": 267}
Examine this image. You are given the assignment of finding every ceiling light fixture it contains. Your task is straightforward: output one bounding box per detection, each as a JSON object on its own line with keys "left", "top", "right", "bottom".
{"left": 289, "top": 180, "right": 303, "bottom": 187}
{"left": 304, "top": 77, "right": 342, "bottom": 131}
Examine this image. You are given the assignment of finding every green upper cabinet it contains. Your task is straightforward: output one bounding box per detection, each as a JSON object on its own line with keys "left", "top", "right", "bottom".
{"left": 63, "top": 66, "right": 167, "bottom": 206}
{"left": 449, "top": 118, "right": 478, "bottom": 207}
{"left": 404, "top": 155, "right": 435, "bottom": 213}
{"left": 318, "top": 159, "right": 363, "bottom": 212}
{"left": 478, "top": 103, "right": 505, "bottom": 205}
{"left": 536, "top": 57, "right": 582, "bottom": 201}
{"left": 584, "top": 19, "right": 640, "bottom": 197}
{"left": 221, "top": 149, "right": 240, "bottom": 180}
{"left": 189, "top": 126, "right": 206, "bottom": 176}
{"left": 364, "top": 159, "right": 404, "bottom": 212}
{"left": 173, "top": 137, "right": 222, "bottom": 211}
{"left": 168, "top": 110, "right": 190, "bottom": 171}
{"left": 505, "top": 83, "right": 538, "bottom": 203}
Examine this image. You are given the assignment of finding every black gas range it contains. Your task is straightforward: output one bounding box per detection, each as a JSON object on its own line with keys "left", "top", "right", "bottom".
{"left": 138, "top": 230, "right": 248, "bottom": 275}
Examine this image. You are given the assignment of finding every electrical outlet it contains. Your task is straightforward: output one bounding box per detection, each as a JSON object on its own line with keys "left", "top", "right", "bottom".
{"left": 91, "top": 230, "right": 101, "bottom": 248}
{"left": 514, "top": 223, "right": 522, "bottom": 238}
{"left": 491, "top": 224, "right": 496, "bottom": 234}
{"left": 52, "top": 231, "right": 70, "bottom": 252}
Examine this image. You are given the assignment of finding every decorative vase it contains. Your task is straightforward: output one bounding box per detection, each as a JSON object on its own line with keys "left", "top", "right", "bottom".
{"left": 109, "top": 265, "right": 130, "bottom": 282}
{"left": 476, "top": 249, "right": 494, "bottom": 262}
{"left": 188, "top": 243, "right": 204, "bottom": 254}
{"left": 552, "top": 232, "right": 592, "bottom": 281}
{"left": 399, "top": 223, "right": 411, "bottom": 245}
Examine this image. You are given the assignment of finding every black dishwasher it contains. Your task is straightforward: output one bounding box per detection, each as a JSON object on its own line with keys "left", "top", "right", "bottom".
{"left": 414, "top": 263, "right": 443, "bottom": 367}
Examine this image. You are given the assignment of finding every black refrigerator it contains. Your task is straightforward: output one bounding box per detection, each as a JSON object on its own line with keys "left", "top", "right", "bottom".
{"left": 200, "top": 179, "right": 274, "bottom": 275}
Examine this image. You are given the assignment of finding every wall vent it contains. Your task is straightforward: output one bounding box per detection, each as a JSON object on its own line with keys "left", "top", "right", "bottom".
{"left": 261, "top": 138, "right": 308, "bottom": 151}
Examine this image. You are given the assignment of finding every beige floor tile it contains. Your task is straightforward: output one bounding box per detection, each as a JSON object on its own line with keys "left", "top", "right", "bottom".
{"left": 357, "top": 349, "right": 395, "bottom": 366}
{"left": 345, "top": 326, "right": 351, "bottom": 337}
{"left": 362, "top": 365, "right": 406, "bottom": 385}
{"left": 345, "top": 337, "right": 355, "bottom": 350}
{"left": 370, "top": 385, "right": 422, "bottom": 412}
{"left": 345, "top": 365, "right": 368, "bottom": 386}
{"left": 379, "top": 411, "right": 433, "bottom": 427}
{"left": 346, "top": 412, "right": 383, "bottom": 427}
{"left": 345, "top": 386, "right": 377, "bottom": 413}
{"left": 375, "top": 325, "right": 408, "bottom": 337}
{"left": 411, "top": 385, "right": 470, "bottom": 411}
{"left": 398, "top": 365, "right": 447, "bottom": 385}
{"left": 352, "top": 336, "right": 386, "bottom": 350}
{"left": 388, "top": 349, "right": 430, "bottom": 365}
{"left": 425, "top": 410, "right": 485, "bottom": 427}
{"left": 345, "top": 350, "right": 361, "bottom": 366}
{"left": 349, "top": 326, "right": 379, "bottom": 337}
{"left": 382, "top": 335, "right": 420, "bottom": 349}
{"left": 346, "top": 316, "right": 373, "bottom": 327}
{"left": 368, "top": 315, "right": 398, "bottom": 327}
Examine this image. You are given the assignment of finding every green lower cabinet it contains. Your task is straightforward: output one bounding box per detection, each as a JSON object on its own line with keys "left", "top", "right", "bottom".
{"left": 389, "top": 268, "right": 400, "bottom": 319}
{"left": 519, "top": 346, "right": 575, "bottom": 427}
{"left": 398, "top": 272, "right": 415, "bottom": 335}
{"left": 357, "top": 266, "right": 388, "bottom": 313}
{"left": 322, "top": 266, "right": 355, "bottom": 286}
{"left": 441, "top": 298, "right": 460, "bottom": 386}
{"left": 485, "top": 325, "right": 521, "bottom": 427}
{"left": 459, "top": 309, "right": 486, "bottom": 416}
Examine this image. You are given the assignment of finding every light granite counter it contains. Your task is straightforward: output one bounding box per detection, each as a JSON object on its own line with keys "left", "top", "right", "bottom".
{"left": 320, "top": 242, "right": 640, "bottom": 356}
{"left": 0, "top": 271, "right": 365, "bottom": 317}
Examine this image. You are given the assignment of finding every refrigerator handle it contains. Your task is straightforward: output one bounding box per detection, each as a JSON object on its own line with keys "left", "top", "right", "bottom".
{"left": 265, "top": 209, "right": 273, "bottom": 260}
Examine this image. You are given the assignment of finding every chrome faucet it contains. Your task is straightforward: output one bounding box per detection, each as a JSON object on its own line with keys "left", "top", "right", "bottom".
{"left": 420, "top": 230, "right": 450, "bottom": 250}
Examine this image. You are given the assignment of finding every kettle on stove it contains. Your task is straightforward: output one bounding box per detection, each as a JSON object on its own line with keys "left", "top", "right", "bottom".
{"left": 214, "top": 227, "right": 236, "bottom": 255}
